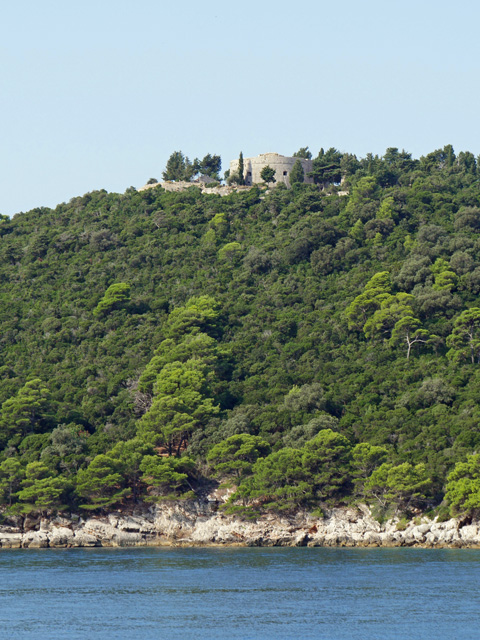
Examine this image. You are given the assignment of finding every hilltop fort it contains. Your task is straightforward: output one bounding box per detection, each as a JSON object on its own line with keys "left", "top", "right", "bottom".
{"left": 229, "top": 152, "right": 313, "bottom": 187}
{"left": 140, "top": 151, "right": 315, "bottom": 194}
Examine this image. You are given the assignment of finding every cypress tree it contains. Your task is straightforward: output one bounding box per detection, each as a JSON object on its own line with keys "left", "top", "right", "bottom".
{"left": 238, "top": 151, "right": 244, "bottom": 185}
{"left": 289, "top": 159, "right": 305, "bottom": 185}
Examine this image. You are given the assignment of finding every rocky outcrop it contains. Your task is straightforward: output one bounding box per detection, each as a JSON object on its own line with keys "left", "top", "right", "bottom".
{"left": 0, "top": 501, "right": 479, "bottom": 549}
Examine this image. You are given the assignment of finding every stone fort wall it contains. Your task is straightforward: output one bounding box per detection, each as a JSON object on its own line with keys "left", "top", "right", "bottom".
{"left": 230, "top": 152, "right": 313, "bottom": 187}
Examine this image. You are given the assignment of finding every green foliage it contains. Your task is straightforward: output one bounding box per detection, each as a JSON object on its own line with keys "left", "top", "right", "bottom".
{"left": 140, "top": 455, "right": 195, "bottom": 500}
{"left": 108, "top": 437, "right": 155, "bottom": 502}
{"left": 365, "top": 462, "right": 432, "bottom": 514}
{"left": 75, "top": 454, "right": 129, "bottom": 510}
{"left": 447, "top": 308, "right": 480, "bottom": 363}
{"left": 228, "top": 151, "right": 245, "bottom": 185}
{"left": 162, "top": 151, "right": 196, "bottom": 182}
{"left": 230, "top": 430, "right": 352, "bottom": 513}
{"left": 363, "top": 292, "right": 414, "bottom": 341}
{"left": 137, "top": 359, "right": 220, "bottom": 456}
{"left": 138, "top": 332, "right": 219, "bottom": 394}
{"left": 40, "top": 424, "right": 88, "bottom": 475}
{"left": 3, "top": 143, "right": 480, "bottom": 516}
{"left": 93, "top": 282, "right": 131, "bottom": 317}
{"left": 345, "top": 271, "right": 392, "bottom": 331}
{"left": 293, "top": 147, "right": 312, "bottom": 160}
{"left": 445, "top": 454, "right": 480, "bottom": 516}
{"left": 431, "top": 258, "right": 458, "bottom": 291}
{"left": 0, "top": 458, "right": 24, "bottom": 506}
{"left": 233, "top": 447, "right": 311, "bottom": 513}
{"left": 389, "top": 316, "right": 433, "bottom": 360}
{"left": 289, "top": 160, "right": 305, "bottom": 185}
{"left": 351, "top": 443, "right": 388, "bottom": 498}
{"left": 195, "top": 154, "right": 222, "bottom": 180}
{"left": 238, "top": 152, "right": 244, "bottom": 185}
{"left": 218, "top": 242, "right": 242, "bottom": 263}
{"left": 207, "top": 434, "right": 271, "bottom": 480}
{"left": 282, "top": 414, "right": 339, "bottom": 448}
{"left": 377, "top": 197, "right": 395, "bottom": 220}
{"left": 260, "top": 165, "right": 276, "bottom": 184}
{"left": 302, "top": 430, "right": 352, "bottom": 498}
{"left": 343, "top": 176, "right": 378, "bottom": 222}
{"left": 17, "top": 462, "right": 70, "bottom": 513}
{"left": 166, "top": 296, "right": 220, "bottom": 339}
{"left": 310, "top": 148, "right": 342, "bottom": 187}
{"left": 0, "top": 379, "right": 54, "bottom": 445}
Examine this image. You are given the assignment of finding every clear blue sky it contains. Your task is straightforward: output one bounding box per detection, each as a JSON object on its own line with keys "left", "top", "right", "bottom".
{"left": 1, "top": 0, "right": 479, "bottom": 216}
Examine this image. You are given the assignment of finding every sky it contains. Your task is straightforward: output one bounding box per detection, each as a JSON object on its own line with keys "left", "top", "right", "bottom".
{"left": 1, "top": 0, "right": 479, "bottom": 216}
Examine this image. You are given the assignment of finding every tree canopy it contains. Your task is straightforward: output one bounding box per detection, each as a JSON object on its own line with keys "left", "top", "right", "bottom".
{"left": 260, "top": 165, "right": 276, "bottom": 184}
{"left": 1, "top": 142, "right": 480, "bottom": 519}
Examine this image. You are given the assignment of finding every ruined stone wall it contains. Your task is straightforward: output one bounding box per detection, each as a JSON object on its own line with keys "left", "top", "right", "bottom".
{"left": 230, "top": 152, "right": 313, "bottom": 187}
{"left": 138, "top": 181, "right": 252, "bottom": 197}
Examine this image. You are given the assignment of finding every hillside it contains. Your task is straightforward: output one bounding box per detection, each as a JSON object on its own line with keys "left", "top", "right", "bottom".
{"left": 2, "top": 145, "right": 480, "bottom": 520}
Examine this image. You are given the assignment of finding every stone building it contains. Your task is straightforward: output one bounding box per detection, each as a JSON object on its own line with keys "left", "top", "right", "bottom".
{"left": 229, "top": 152, "right": 313, "bottom": 187}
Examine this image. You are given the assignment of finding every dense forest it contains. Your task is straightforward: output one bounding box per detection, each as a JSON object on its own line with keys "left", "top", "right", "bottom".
{"left": 2, "top": 144, "right": 480, "bottom": 521}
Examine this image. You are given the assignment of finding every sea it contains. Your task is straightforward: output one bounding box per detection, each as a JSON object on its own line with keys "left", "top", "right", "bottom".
{"left": 0, "top": 547, "right": 479, "bottom": 639}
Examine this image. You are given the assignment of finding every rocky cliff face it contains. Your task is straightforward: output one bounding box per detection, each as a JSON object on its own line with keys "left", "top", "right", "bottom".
{"left": 0, "top": 501, "right": 478, "bottom": 549}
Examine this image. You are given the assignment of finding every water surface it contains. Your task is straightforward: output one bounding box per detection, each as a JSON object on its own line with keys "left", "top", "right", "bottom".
{"left": 0, "top": 547, "right": 479, "bottom": 639}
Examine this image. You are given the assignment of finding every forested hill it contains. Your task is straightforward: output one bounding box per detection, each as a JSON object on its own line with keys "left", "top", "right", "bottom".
{"left": 2, "top": 145, "right": 480, "bottom": 520}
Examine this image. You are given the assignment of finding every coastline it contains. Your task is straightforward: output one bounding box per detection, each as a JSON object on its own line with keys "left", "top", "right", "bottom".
{"left": 0, "top": 501, "right": 478, "bottom": 549}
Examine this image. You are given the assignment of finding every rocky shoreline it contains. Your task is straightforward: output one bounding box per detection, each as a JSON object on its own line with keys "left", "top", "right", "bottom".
{"left": 0, "top": 501, "right": 479, "bottom": 549}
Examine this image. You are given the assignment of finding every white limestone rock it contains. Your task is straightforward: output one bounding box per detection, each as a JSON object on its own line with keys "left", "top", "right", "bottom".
{"left": 437, "top": 528, "right": 459, "bottom": 544}
{"left": 0, "top": 532, "right": 23, "bottom": 548}
{"left": 2, "top": 504, "right": 480, "bottom": 549}
{"left": 411, "top": 527, "right": 426, "bottom": 542}
{"left": 416, "top": 523, "right": 431, "bottom": 534}
{"left": 380, "top": 532, "right": 401, "bottom": 546}
{"left": 112, "top": 531, "right": 143, "bottom": 546}
{"left": 425, "top": 532, "right": 437, "bottom": 545}
{"left": 72, "top": 531, "right": 101, "bottom": 547}
{"left": 116, "top": 515, "right": 156, "bottom": 534}
{"left": 23, "top": 530, "right": 49, "bottom": 548}
{"left": 459, "top": 524, "right": 479, "bottom": 542}
{"left": 82, "top": 518, "right": 118, "bottom": 542}
{"left": 49, "top": 526, "right": 75, "bottom": 547}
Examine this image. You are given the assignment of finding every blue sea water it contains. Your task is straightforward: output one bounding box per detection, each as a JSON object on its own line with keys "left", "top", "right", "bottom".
{"left": 0, "top": 547, "right": 479, "bottom": 639}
